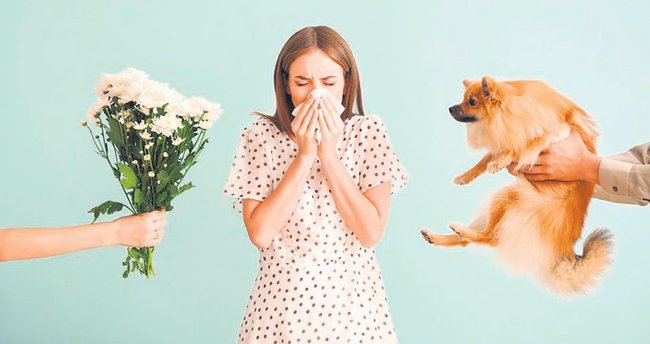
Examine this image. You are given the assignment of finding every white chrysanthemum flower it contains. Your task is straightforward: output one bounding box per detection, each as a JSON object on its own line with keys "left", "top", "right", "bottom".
{"left": 181, "top": 96, "right": 205, "bottom": 118}
{"left": 183, "top": 96, "right": 221, "bottom": 121}
{"left": 151, "top": 114, "right": 183, "bottom": 137}
{"left": 143, "top": 154, "right": 151, "bottom": 161}
{"left": 163, "top": 152, "right": 168, "bottom": 158}
{"left": 86, "top": 97, "right": 110, "bottom": 122}
{"left": 139, "top": 131, "right": 153, "bottom": 140}
{"left": 137, "top": 81, "right": 171, "bottom": 110}
{"left": 148, "top": 171, "right": 155, "bottom": 178}
{"left": 195, "top": 120, "right": 213, "bottom": 130}
{"left": 133, "top": 120, "right": 148, "bottom": 130}
{"left": 171, "top": 137, "right": 183, "bottom": 146}
{"left": 115, "top": 110, "right": 130, "bottom": 118}
{"left": 202, "top": 102, "right": 223, "bottom": 121}
{"left": 132, "top": 160, "right": 138, "bottom": 165}
{"left": 97, "top": 68, "right": 149, "bottom": 101}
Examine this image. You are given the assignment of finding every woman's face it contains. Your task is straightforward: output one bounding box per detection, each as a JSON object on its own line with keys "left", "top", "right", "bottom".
{"left": 286, "top": 49, "right": 345, "bottom": 108}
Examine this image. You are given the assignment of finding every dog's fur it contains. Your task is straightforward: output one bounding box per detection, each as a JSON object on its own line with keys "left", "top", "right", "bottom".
{"left": 421, "top": 76, "right": 613, "bottom": 296}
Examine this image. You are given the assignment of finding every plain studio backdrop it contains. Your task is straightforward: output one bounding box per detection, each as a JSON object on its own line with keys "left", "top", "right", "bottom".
{"left": 1, "top": 1, "right": 648, "bottom": 343}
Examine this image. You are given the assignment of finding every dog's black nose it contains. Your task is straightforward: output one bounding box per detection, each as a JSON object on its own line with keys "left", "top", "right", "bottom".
{"left": 449, "top": 105, "right": 461, "bottom": 114}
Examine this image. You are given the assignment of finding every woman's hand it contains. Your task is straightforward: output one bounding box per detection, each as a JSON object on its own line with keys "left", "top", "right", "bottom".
{"left": 111, "top": 210, "right": 167, "bottom": 248}
{"left": 290, "top": 93, "right": 319, "bottom": 160}
{"left": 317, "top": 91, "right": 345, "bottom": 159}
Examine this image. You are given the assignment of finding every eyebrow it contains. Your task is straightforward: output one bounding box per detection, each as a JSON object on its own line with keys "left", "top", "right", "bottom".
{"left": 294, "top": 75, "right": 337, "bottom": 80}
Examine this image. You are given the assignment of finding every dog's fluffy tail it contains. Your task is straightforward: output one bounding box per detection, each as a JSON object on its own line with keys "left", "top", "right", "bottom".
{"left": 543, "top": 229, "right": 614, "bottom": 296}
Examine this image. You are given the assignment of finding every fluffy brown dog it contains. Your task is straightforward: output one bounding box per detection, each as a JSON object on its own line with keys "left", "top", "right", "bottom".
{"left": 421, "top": 76, "right": 613, "bottom": 296}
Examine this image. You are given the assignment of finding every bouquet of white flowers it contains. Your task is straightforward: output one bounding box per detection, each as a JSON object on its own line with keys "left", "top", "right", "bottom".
{"left": 82, "top": 68, "right": 222, "bottom": 278}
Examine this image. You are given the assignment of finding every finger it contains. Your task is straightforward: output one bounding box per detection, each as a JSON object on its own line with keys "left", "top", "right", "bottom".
{"left": 145, "top": 210, "right": 164, "bottom": 222}
{"left": 152, "top": 218, "right": 168, "bottom": 229}
{"left": 317, "top": 109, "right": 327, "bottom": 134}
{"left": 322, "top": 104, "right": 336, "bottom": 131}
{"left": 295, "top": 101, "right": 318, "bottom": 134}
{"left": 294, "top": 95, "right": 318, "bottom": 128}
{"left": 322, "top": 99, "right": 341, "bottom": 128}
{"left": 143, "top": 239, "right": 159, "bottom": 248}
{"left": 522, "top": 173, "right": 551, "bottom": 182}
{"left": 145, "top": 230, "right": 158, "bottom": 241}
{"left": 305, "top": 108, "right": 318, "bottom": 138}
{"left": 146, "top": 229, "right": 165, "bottom": 241}
{"left": 320, "top": 93, "right": 337, "bottom": 114}
{"left": 151, "top": 210, "right": 167, "bottom": 222}
{"left": 151, "top": 236, "right": 163, "bottom": 246}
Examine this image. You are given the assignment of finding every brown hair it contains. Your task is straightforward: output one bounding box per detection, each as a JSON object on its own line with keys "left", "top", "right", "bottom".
{"left": 258, "top": 26, "right": 365, "bottom": 135}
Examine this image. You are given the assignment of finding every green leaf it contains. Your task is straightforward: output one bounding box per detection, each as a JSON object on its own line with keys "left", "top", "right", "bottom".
{"left": 157, "top": 170, "right": 170, "bottom": 188}
{"left": 157, "top": 191, "right": 169, "bottom": 204}
{"left": 128, "top": 247, "right": 140, "bottom": 259}
{"left": 175, "top": 182, "right": 194, "bottom": 197}
{"left": 134, "top": 188, "right": 143, "bottom": 205}
{"left": 106, "top": 117, "right": 125, "bottom": 147}
{"left": 118, "top": 163, "right": 138, "bottom": 189}
{"left": 88, "top": 200, "right": 126, "bottom": 223}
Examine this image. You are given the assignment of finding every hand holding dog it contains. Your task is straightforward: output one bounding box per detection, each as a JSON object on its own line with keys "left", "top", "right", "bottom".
{"left": 510, "top": 130, "right": 602, "bottom": 184}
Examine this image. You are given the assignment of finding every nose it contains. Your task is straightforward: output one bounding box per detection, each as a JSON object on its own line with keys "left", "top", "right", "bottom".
{"left": 449, "top": 105, "right": 461, "bottom": 114}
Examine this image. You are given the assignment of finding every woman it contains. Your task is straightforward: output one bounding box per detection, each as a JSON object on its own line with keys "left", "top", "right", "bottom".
{"left": 224, "top": 26, "right": 408, "bottom": 342}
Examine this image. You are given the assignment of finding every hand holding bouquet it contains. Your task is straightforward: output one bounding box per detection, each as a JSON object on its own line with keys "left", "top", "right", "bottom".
{"left": 82, "top": 68, "right": 222, "bottom": 278}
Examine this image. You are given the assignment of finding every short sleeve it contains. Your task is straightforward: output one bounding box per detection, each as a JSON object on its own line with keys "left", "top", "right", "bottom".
{"left": 223, "top": 121, "right": 274, "bottom": 213}
{"left": 357, "top": 115, "right": 409, "bottom": 195}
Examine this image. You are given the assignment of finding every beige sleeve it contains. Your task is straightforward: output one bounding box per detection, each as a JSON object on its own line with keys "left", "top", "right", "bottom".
{"left": 595, "top": 142, "right": 650, "bottom": 206}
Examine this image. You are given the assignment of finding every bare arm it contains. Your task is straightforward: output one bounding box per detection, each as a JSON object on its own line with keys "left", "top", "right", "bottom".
{"left": 241, "top": 95, "right": 320, "bottom": 249}
{"left": 317, "top": 94, "right": 391, "bottom": 248}
{"left": 319, "top": 149, "right": 391, "bottom": 248}
{"left": 242, "top": 154, "right": 315, "bottom": 249}
{"left": 0, "top": 210, "right": 167, "bottom": 262}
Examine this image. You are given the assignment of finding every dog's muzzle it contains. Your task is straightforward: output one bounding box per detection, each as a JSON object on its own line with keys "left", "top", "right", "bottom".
{"left": 449, "top": 105, "right": 478, "bottom": 123}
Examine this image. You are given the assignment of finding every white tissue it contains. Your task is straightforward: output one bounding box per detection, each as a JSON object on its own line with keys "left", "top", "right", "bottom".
{"left": 291, "top": 88, "right": 345, "bottom": 144}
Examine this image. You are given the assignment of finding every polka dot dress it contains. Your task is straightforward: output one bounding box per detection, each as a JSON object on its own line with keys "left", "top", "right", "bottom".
{"left": 224, "top": 114, "right": 408, "bottom": 343}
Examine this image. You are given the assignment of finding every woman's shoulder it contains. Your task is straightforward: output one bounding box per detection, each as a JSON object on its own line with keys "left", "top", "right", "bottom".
{"left": 240, "top": 116, "right": 280, "bottom": 139}
{"left": 346, "top": 114, "right": 388, "bottom": 133}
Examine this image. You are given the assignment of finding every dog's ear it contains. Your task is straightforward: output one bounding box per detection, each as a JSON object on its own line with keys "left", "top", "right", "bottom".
{"left": 481, "top": 76, "right": 497, "bottom": 99}
{"left": 462, "top": 79, "right": 472, "bottom": 88}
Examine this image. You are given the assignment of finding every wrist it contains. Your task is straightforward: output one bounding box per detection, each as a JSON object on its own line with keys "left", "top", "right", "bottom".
{"left": 318, "top": 145, "right": 338, "bottom": 160}
{"left": 585, "top": 153, "right": 602, "bottom": 185}
{"left": 295, "top": 152, "right": 316, "bottom": 167}
{"left": 104, "top": 219, "right": 121, "bottom": 247}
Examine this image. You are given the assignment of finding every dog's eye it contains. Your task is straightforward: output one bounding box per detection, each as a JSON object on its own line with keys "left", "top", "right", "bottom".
{"left": 468, "top": 97, "right": 478, "bottom": 107}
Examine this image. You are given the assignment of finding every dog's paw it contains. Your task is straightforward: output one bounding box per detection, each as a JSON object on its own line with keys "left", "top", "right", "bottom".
{"left": 448, "top": 222, "right": 466, "bottom": 237}
{"left": 453, "top": 174, "right": 475, "bottom": 185}
{"left": 487, "top": 158, "right": 511, "bottom": 174}
{"left": 420, "top": 228, "right": 437, "bottom": 245}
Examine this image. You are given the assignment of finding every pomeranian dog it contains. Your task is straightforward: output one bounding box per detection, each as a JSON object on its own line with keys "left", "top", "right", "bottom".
{"left": 421, "top": 76, "right": 613, "bottom": 296}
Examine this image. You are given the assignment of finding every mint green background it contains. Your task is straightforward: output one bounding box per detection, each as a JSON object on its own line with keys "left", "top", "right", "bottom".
{"left": 1, "top": 1, "right": 648, "bottom": 343}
